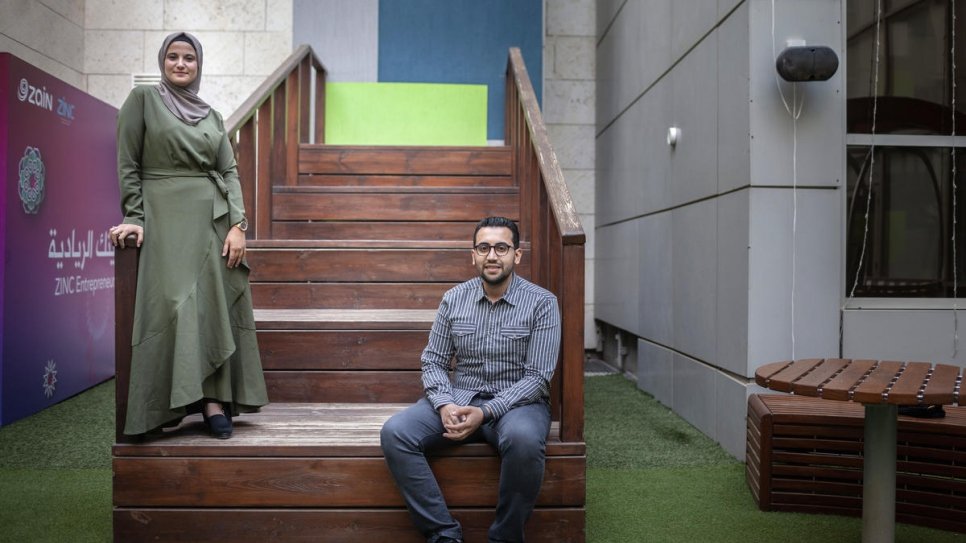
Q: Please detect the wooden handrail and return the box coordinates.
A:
[506,48,585,245]
[225,45,326,135]
[225,45,327,239]
[505,47,586,442]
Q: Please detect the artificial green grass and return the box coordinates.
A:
[0,380,114,469]
[0,380,113,542]
[1,375,963,542]
[584,375,964,543]
[0,469,111,543]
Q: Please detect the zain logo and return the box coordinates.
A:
[17,78,53,110]
[17,78,29,101]
[42,360,58,398]
[18,147,45,214]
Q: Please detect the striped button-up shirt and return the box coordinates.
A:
[422,274,561,420]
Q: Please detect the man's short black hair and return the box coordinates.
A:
[474,216,519,248]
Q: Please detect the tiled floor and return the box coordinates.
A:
[584,354,619,376]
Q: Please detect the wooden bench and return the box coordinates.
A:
[746,394,966,533]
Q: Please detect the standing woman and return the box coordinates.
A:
[110,32,268,439]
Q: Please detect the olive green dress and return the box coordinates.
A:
[117,85,268,435]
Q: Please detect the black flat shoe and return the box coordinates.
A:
[202,401,233,439]
[203,412,233,439]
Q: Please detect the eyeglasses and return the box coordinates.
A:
[473,242,514,257]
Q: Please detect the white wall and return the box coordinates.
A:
[596,0,845,459]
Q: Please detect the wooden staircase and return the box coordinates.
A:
[113,46,586,542]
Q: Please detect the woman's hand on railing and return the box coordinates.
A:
[109,224,143,248]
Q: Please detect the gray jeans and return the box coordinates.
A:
[380,396,551,543]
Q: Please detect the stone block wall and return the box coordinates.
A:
[544,0,596,349]
[0,0,87,89]
[83,0,292,115]
[1,0,292,116]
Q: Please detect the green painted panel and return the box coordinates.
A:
[324,82,487,146]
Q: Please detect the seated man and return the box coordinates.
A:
[380,216,561,543]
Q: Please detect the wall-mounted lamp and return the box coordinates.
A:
[775,44,839,82]
[667,126,681,147]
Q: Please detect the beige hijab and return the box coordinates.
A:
[157,32,210,125]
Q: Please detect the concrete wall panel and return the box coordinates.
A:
[843,309,966,367]
[716,189,750,376]
[637,338,674,407]
[747,187,841,370]
[715,372,749,460]
[748,0,843,187]
[639,212,673,345]
[671,353,716,438]
[671,0,719,62]
[717,2,750,193]
[595,0,671,128]
[595,219,640,334]
[669,39,717,206]
[672,199,717,362]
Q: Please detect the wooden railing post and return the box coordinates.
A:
[236,120,256,234]
[298,57,311,144]
[284,70,299,187]
[114,239,139,443]
[560,243,585,441]
[255,100,273,239]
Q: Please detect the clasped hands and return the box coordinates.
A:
[439,403,486,441]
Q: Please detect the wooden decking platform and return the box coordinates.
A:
[114,404,586,542]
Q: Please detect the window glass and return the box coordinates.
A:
[847,0,966,298]
[846,146,966,296]
[847,0,966,135]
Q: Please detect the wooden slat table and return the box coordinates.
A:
[755,359,962,543]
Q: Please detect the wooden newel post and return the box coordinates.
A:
[114,236,139,443]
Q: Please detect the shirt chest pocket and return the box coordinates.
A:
[451,322,479,352]
[500,326,531,341]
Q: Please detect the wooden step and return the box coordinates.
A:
[112,404,586,458]
[298,174,514,187]
[270,220,484,242]
[253,309,435,330]
[246,247,530,283]
[257,330,427,370]
[252,282,452,309]
[299,145,512,176]
[265,370,424,403]
[273,186,519,222]
[114,509,584,543]
[252,310,435,403]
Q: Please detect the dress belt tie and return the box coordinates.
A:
[140,168,229,220]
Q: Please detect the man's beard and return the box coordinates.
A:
[480,264,512,286]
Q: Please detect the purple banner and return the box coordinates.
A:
[1,53,118,425]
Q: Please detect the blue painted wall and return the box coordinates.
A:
[377,0,543,141]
